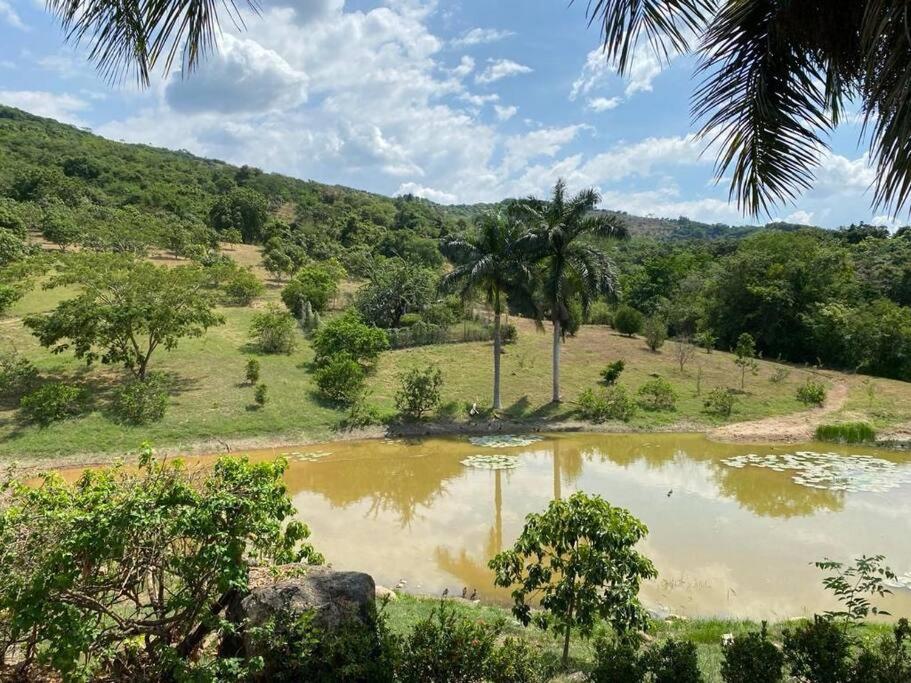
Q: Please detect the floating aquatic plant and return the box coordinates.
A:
[460,454,521,470]
[721,451,911,494]
[468,434,543,448]
[283,450,332,462]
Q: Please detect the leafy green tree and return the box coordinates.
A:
[643,316,667,352]
[355,258,438,328]
[613,305,643,337]
[441,211,533,410]
[209,187,268,244]
[395,365,443,420]
[249,304,297,354]
[314,354,367,405]
[733,332,759,390]
[515,180,628,402]
[489,491,657,666]
[41,204,81,250]
[281,259,347,315]
[245,357,260,384]
[25,254,224,379]
[0,229,26,266]
[311,310,389,367]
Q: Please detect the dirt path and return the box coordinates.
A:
[708,380,849,444]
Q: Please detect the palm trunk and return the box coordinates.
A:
[493,310,502,410]
[551,318,561,403]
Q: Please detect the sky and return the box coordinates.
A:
[0,0,899,228]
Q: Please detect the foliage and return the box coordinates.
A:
[19,382,88,425]
[41,203,81,249]
[394,365,443,420]
[254,382,268,407]
[245,357,260,384]
[704,387,735,417]
[0,228,26,267]
[0,350,39,401]
[642,639,703,683]
[796,378,827,407]
[311,311,389,367]
[769,367,790,384]
[783,616,854,683]
[250,305,297,354]
[587,300,613,325]
[487,637,547,683]
[578,385,637,422]
[733,333,759,390]
[637,377,677,411]
[355,258,438,328]
[852,618,911,683]
[720,623,784,683]
[600,359,625,385]
[815,555,896,623]
[815,422,876,444]
[25,253,223,379]
[643,316,667,351]
[111,373,169,424]
[694,330,717,353]
[674,336,697,372]
[501,322,519,344]
[342,391,383,429]
[218,263,264,306]
[281,260,346,315]
[489,492,657,665]
[614,306,643,336]
[315,354,367,405]
[590,637,644,683]
[0,449,320,681]
[209,187,269,244]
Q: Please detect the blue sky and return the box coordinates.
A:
[0,0,895,227]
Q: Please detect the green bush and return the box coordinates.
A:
[254,382,268,407]
[112,374,169,425]
[783,616,854,683]
[280,260,346,315]
[643,316,668,351]
[815,422,877,444]
[637,377,677,411]
[695,330,717,353]
[796,378,827,406]
[0,351,39,401]
[245,357,260,384]
[315,354,367,405]
[422,298,462,327]
[591,637,644,683]
[600,360,625,385]
[501,322,519,344]
[250,305,297,354]
[587,300,613,325]
[643,639,703,683]
[312,311,389,367]
[487,637,547,683]
[704,388,735,417]
[395,365,443,420]
[769,367,790,384]
[721,623,784,683]
[614,306,643,337]
[852,618,911,682]
[221,266,264,305]
[578,385,637,422]
[399,312,423,327]
[19,382,88,425]
[342,392,383,429]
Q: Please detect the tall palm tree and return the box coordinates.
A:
[515,179,627,403]
[441,212,532,411]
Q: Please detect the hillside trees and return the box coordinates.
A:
[355,258,438,328]
[209,187,268,244]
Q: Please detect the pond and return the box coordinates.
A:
[61,432,911,620]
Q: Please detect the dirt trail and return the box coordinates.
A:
[708,380,849,444]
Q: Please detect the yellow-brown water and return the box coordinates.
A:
[53,432,911,620]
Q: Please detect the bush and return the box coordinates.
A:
[254,382,268,407]
[395,365,443,420]
[112,374,169,425]
[600,360,625,385]
[422,298,462,327]
[815,422,876,444]
[399,312,423,327]
[643,639,703,683]
[591,637,644,683]
[637,377,677,411]
[250,305,297,354]
[852,618,911,682]
[315,354,367,405]
[783,616,854,683]
[643,316,668,351]
[342,392,383,428]
[587,300,613,325]
[221,266,264,305]
[721,623,784,683]
[769,367,790,384]
[501,322,518,344]
[0,351,39,401]
[614,306,643,336]
[578,385,637,422]
[245,357,260,384]
[704,387,735,417]
[695,330,717,353]
[312,311,389,367]
[488,637,546,683]
[19,382,87,425]
[797,378,827,406]
[398,600,499,683]
[280,260,346,315]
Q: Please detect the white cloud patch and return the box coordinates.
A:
[451,27,514,47]
[494,104,517,121]
[783,210,815,225]
[571,43,670,101]
[476,58,532,84]
[396,182,458,204]
[451,55,475,79]
[0,90,89,125]
[587,96,621,112]
[0,0,25,29]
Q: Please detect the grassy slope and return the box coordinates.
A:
[3,244,908,460]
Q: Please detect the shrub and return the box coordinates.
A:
[815,422,876,444]
[399,312,423,327]
[783,616,854,683]
[704,387,735,417]
[342,392,383,428]
[695,330,717,353]
[280,260,346,315]
[587,300,613,325]
[501,322,518,344]
[254,382,268,407]
[600,360,625,385]
[19,382,87,425]
[397,600,498,683]
[637,377,677,411]
[315,354,366,405]
[250,305,297,354]
[721,623,784,683]
[614,306,643,337]
[487,637,546,683]
[769,367,790,384]
[852,618,911,682]
[643,639,703,683]
[733,333,759,390]
[245,357,260,384]
[112,374,169,425]
[643,316,668,351]
[221,266,264,305]
[312,311,389,367]
[395,365,443,420]
[0,351,39,401]
[797,378,827,406]
[422,299,461,327]
[591,637,644,683]
[577,385,637,422]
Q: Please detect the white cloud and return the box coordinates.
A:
[501,125,589,175]
[476,59,532,85]
[570,43,670,100]
[0,90,89,125]
[0,0,25,29]
[783,210,815,225]
[494,104,517,121]
[451,55,475,79]
[587,96,621,112]
[396,182,458,204]
[451,27,514,47]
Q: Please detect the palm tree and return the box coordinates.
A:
[515,179,627,403]
[441,212,532,410]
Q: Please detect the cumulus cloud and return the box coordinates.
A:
[587,96,621,112]
[0,90,89,125]
[494,104,517,121]
[0,0,25,30]
[571,43,670,100]
[396,182,458,203]
[451,27,514,47]
[451,55,475,79]
[783,210,815,225]
[476,59,532,84]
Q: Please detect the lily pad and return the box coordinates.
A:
[468,434,543,448]
[461,454,521,470]
[283,450,333,462]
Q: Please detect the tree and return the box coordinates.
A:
[25,254,223,379]
[441,211,533,410]
[311,310,389,367]
[674,335,697,373]
[355,258,438,328]
[584,0,911,217]
[614,305,643,337]
[209,188,268,244]
[395,365,444,420]
[249,304,297,354]
[281,260,347,315]
[643,316,667,352]
[515,180,628,402]
[733,332,759,390]
[490,492,657,666]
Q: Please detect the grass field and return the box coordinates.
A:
[1,244,909,460]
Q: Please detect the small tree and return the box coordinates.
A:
[254,382,268,407]
[733,333,759,390]
[311,311,388,367]
[643,316,667,352]
[281,260,346,315]
[695,330,717,354]
[250,305,297,354]
[245,358,260,384]
[674,336,697,373]
[395,365,443,420]
[489,492,657,666]
[314,354,366,405]
[614,306,643,337]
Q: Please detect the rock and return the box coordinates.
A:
[375,585,398,601]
